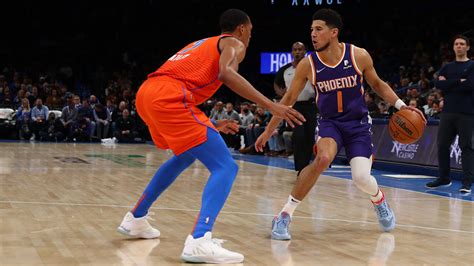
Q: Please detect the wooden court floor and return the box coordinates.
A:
[0,142,473,265]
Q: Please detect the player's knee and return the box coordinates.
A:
[315,153,331,171]
[227,160,239,178]
[352,172,371,188]
[216,159,238,180]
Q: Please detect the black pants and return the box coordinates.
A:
[292,101,317,172]
[221,132,240,150]
[438,113,474,186]
[30,121,46,138]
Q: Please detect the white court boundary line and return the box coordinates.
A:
[238,159,474,203]
[1,200,473,234]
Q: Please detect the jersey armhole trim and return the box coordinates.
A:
[308,54,316,86]
[217,34,235,54]
[350,44,363,75]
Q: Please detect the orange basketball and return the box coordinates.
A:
[388,109,425,144]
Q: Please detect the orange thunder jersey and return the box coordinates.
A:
[148,34,232,105]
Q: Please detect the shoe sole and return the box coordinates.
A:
[181,254,244,264]
[425,182,452,189]
[271,220,291,240]
[117,226,160,239]
[271,232,291,241]
[379,215,396,232]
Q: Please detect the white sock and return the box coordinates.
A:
[281,195,301,217]
[370,189,384,204]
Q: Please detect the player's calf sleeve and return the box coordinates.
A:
[132,153,196,218]
[188,128,239,238]
[192,161,238,238]
[350,156,379,196]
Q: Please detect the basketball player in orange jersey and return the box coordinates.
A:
[255,8,426,240]
[117,9,305,263]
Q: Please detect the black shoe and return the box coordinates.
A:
[459,184,471,194]
[425,178,452,189]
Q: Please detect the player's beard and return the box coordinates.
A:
[315,42,330,52]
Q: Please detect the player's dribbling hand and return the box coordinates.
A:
[215,119,239,134]
[255,130,271,152]
[269,103,306,128]
[400,105,427,124]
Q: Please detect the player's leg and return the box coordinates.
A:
[118,80,198,239]
[272,120,341,240]
[180,127,243,264]
[118,123,196,239]
[290,137,338,200]
[345,118,395,232]
[349,156,395,232]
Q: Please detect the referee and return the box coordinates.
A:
[274,42,317,175]
[426,35,474,193]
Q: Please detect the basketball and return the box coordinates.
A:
[388,109,425,144]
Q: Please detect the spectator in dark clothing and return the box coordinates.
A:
[60,97,78,140]
[365,92,378,115]
[129,99,147,140]
[93,103,111,139]
[428,100,441,120]
[27,86,40,107]
[39,112,65,141]
[239,106,271,154]
[89,95,99,108]
[0,86,13,108]
[408,98,425,118]
[426,35,474,193]
[106,99,116,119]
[113,109,138,142]
[45,87,64,110]
[112,101,127,123]
[76,99,95,138]
[371,101,390,119]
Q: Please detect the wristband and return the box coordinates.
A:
[394,99,406,110]
[210,119,217,126]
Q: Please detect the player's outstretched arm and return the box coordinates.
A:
[356,47,426,123]
[255,58,311,152]
[218,37,305,127]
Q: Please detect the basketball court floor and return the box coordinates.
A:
[1,142,473,265]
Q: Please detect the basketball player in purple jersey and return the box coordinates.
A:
[256,9,426,240]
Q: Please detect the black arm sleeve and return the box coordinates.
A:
[274,63,292,89]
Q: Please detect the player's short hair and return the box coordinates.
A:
[453,34,470,46]
[312,8,343,31]
[220,9,250,33]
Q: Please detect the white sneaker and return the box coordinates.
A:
[101,137,117,144]
[117,212,160,239]
[181,232,244,264]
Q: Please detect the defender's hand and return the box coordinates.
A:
[215,120,239,134]
[269,103,306,128]
[255,131,272,152]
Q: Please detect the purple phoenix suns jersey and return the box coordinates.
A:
[309,43,367,121]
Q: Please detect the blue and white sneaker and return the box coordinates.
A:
[271,212,292,240]
[373,198,396,232]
